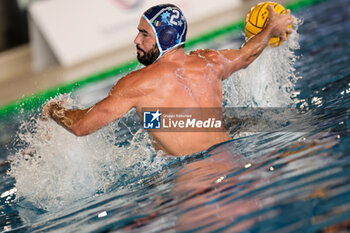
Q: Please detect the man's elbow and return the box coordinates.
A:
[72,129,88,137]
[70,123,89,137]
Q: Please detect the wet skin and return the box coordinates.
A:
[43,5,294,156]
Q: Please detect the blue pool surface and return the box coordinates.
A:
[1,0,350,232]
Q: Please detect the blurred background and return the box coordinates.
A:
[0,0,32,52]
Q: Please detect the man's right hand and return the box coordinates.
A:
[41,100,66,121]
[41,101,54,121]
[266,4,294,41]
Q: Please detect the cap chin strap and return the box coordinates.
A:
[143,15,184,63]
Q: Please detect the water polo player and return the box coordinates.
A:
[43,4,293,156]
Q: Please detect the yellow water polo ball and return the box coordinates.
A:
[245,2,291,47]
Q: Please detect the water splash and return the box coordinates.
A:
[8,95,170,211]
[222,18,303,138]
[223,18,302,107]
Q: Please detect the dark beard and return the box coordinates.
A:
[137,44,160,66]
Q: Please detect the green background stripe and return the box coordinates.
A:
[0,0,330,118]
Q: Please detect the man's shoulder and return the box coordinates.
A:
[134,62,174,82]
[190,49,220,58]
[189,49,225,64]
[113,66,164,95]
[118,66,155,84]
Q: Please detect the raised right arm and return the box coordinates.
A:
[216,5,294,80]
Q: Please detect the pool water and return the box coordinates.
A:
[1,0,350,232]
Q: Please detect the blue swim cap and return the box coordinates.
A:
[143,4,187,60]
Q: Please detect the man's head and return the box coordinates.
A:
[134,4,187,66]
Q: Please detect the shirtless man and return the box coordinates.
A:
[43,4,293,156]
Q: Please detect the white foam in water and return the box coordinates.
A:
[222,18,302,137]
[8,95,169,211]
[223,18,302,107]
